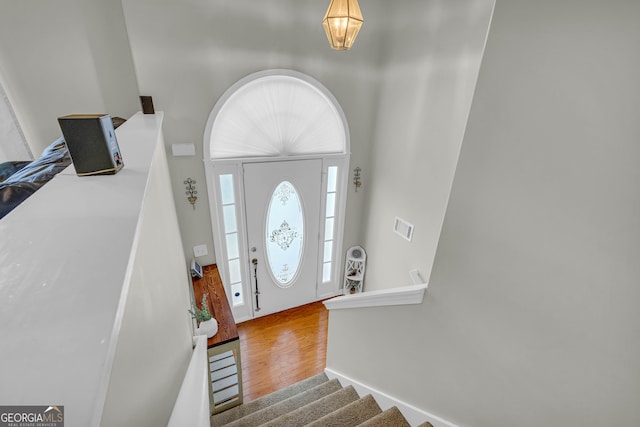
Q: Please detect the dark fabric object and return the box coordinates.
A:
[0,137,71,219]
[0,182,38,218]
[0,160,31,183]
[4,138,70,185]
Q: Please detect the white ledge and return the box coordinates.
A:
[323,284,428,310]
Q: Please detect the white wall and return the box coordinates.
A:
[327,1,640,426]
[0,80,31,161]
[361,0,494,291]
[120,0,493,282]
[120,0,386,266]
[0,0,139,156]
[101,134,194,427]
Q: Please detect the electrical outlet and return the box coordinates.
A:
[193,244,208,257]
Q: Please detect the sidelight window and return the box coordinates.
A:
[322,166,338,283]
[219,174,243,306]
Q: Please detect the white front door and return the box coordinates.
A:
[243,159,322,317]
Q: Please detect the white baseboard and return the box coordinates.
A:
[324,368,458,427]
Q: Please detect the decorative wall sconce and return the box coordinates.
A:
[184,178,197,209]
[353,166,362,192]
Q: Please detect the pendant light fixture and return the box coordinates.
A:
[322,0,364,50]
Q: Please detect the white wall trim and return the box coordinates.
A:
[322,284,427,310]
[325,368,458,427]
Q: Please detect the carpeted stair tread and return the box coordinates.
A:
[306,394,382,427]
[223,378,343,427]
[211,372,328,426]
[261,385,360,427]
[357,406,411,427]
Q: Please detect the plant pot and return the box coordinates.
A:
[197,318,218,338]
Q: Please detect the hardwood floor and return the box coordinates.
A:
[195,265,329,402]
[237,300,329,402]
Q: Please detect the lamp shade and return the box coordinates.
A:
[322,0,364,50]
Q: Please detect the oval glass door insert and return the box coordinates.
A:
[265,181,304,287]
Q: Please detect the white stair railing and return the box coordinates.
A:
[167,335,210,427]
[323,283,427,310]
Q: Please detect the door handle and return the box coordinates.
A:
[252,258,261,312]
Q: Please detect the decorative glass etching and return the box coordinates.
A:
[266,181,304,287]
[275,182,294,205]
[270,220,299,250]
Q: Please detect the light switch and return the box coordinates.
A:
[193,244,208,257]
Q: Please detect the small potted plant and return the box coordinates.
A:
[189,293,218,338]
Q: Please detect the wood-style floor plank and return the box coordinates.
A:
[237,301,329,401]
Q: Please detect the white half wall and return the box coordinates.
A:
[0,113,194,427]
[100,127,194,427]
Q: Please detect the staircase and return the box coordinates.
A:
[211,373,433,427]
